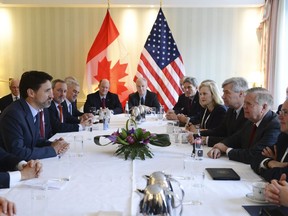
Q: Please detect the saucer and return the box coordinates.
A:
[246,193,268,204]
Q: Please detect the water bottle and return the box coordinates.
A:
[125,101,129,117]
[99,108,104,123]
[103,109,110,130]
[195,137,203,160]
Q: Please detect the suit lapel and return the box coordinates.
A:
[20,100,38,147]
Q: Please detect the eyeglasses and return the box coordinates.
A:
[279,110,288,116]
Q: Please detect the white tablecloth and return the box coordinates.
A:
[0,114,265,216]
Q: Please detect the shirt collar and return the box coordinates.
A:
[25,101,39,120]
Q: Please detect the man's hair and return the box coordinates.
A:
[222,77,249,92]
[65,78,79,88]
[183,77,198,87]
[20,71,53,99]
[246,87,273,107]
[52,79,66,89]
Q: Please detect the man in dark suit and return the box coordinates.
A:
[63,77,92,122]
[199,77,249,146]
[208,87,280,164]
[128,77,160,112]
[0,71,69,160]
[0,78,20,113]
[84,79,123,114]
[251,99,288,182]
[48,79,92,134]
[0,147,42,189]
[166,77,204,125]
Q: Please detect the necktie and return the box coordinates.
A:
[39,110,45,138]
[101,98,106,109]
[58,105,63,123]
[140,97,144,105]
[249,124,257,147]
[14,96,19,101]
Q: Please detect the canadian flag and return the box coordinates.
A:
[83,10,133,106]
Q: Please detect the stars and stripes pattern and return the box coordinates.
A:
[134,8,185,110]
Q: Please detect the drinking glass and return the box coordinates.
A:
[74,135,84,157]
[88,107,97,116]
[182,159,205,205]
[31,187,48,216]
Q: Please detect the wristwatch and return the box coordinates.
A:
[263,158,273,169]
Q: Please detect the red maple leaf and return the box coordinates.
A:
[94,57,129,105]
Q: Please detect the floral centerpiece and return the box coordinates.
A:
[94,119,171,160]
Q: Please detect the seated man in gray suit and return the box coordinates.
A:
[128,77,160,112]
[207,87,280,164]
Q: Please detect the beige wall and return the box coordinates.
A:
[0,7,261,102]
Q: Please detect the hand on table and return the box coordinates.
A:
[21,160,42,180]
[0,197,16,216]
[52,138,70,155]
[207,148,222,159]
[265,174,288,206]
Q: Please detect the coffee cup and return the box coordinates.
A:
[252,182,267,201]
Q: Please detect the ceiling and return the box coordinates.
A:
[0,0,265,8]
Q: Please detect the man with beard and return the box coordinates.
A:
[0,71,69,160]
[49,79,92,134]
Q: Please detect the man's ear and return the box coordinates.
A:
[27,88,35,98]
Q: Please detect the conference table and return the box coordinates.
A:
[0,114,267,216]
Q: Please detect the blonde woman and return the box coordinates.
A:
[187,80,227,133]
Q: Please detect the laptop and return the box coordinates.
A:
[206,168,240,180]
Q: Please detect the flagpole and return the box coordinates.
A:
[160,0,162,8]
[107,0,110,10]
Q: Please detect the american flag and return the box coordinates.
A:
[134,8,185,110]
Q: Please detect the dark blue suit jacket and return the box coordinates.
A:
[61,101,80,124]
[222,110,280,164]
[251,133,288,182]
[84,91,123,114]
[0,94,13,114]
[128,90,160,112]
[0,99,56,160]
[173,92,204,125]
[201,107,248,147]
[72,101,83,117]
[0,147,21,188]
[48,101,79,134]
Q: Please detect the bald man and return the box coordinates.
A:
[83,79,123,114]
[0,79,20,113]
[128,77,160,112]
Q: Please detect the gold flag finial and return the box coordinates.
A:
[160,0,162,8]
[107,0,110,10]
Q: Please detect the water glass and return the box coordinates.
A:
[89,107,97,116]
[31,188,47,216]
[58,153,72,181]
[74,135,84,157]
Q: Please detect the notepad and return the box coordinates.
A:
[206,168,240,180]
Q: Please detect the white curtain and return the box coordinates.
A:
[273,0,288,108]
